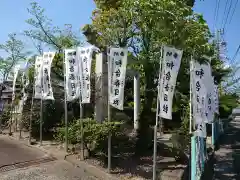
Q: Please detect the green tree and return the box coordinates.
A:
[0,33,28,80]
[83,0,212,151]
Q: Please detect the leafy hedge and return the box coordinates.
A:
[54,118,123,152]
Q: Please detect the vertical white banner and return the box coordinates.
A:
[12,65,20,94]
[42,52,55,100]
[64,49,80,101]
[159,46,183,119]
[191,61,213,137]
[195,122,207,138]
[192,61,212,125]
[205,76,215,123]
[109,47,128,110]
[34,56,43,99]
[214,85,219,115]
[77,46,94,104]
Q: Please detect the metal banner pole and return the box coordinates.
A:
[29,86,35,145]
[79,76,84,159]
[40,54,43,146]
[107,48,112,173]
[63,50,68,152]
[153,46,163,180]
[189,58,193,134]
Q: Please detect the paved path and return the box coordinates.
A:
[0,136,97,180]
[0,160,97,180]
[0,137,46,167]
[214,118,240,179]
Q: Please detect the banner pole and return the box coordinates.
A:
[153,46,163,180]
[40,54,43,146]
[189,58,193,134]
[79,64,84,159]
[107,48,112,173]
[63,50,68,152]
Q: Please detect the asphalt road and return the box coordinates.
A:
[0,137,46,167]
[0,137,98,180]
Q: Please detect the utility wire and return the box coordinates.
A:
[223,0,234,30]
[231,45,240,64]
[221,0,230,27]
[214,0,221,29]
[229,0,239,24]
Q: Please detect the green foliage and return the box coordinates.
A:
[25,2,82,51]
[0,33,29,80]
[54,118,123,151]
[0,106,11,126]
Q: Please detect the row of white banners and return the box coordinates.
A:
[12,45,219,137]
[33,46,128,110]
[157,46,219,137]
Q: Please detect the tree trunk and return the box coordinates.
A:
[135,66,156,154]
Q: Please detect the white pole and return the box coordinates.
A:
[153,46,163,180]
[189,58,193,134]
[107,48,112,173]
[134,73,140,130]
[63,50,68,152]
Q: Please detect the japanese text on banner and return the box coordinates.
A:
[42,52,55,100]
[65,49,80,101]
[159,46,183,120]
[34,56,43,99]
[109,48,128,110]
[77,46,94,104]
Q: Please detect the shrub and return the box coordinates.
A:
[54,118,123,153]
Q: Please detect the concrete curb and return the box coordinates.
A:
[2,134,118,180]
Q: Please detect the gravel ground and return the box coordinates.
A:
[0,160,98,180]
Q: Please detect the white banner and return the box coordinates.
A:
[64,49,80,101]
[109,47,128,110]
[77,46,95,104]
[34,56,43,99]
[159,46,183,119]
[214,85,219,115]
[191,61,214,126]
[42,52,55,100]
[205,76,215,123]
[12,65,21,100]
[195,122,207,138]
[22,60,30,103]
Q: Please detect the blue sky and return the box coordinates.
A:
[0,0,239,63]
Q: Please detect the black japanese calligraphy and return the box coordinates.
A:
[165,72,171,81]
[44,68,48,74]
[196,81,201,91]
[69,66,74,72]
[166,61,174,70]
[195,68,204,79]
[71,91,76,96]
[69,74,75,80]
[164,84,169,91]
[87,84,90,90]
[164,94,168,101]
[163,104,168,113]
[114,89,119,96]
[113,99,119,105]
[120,51,125,56]
[114,79,120,87]
[115,69,121,77]
[83,57,87,62]
[69,58,75,64]
[71,83,76,88]
[166,52,172,56]
[85,74,89,81]
[115,60,122,67]
[114,52,119,56]
[197,95,200,103]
